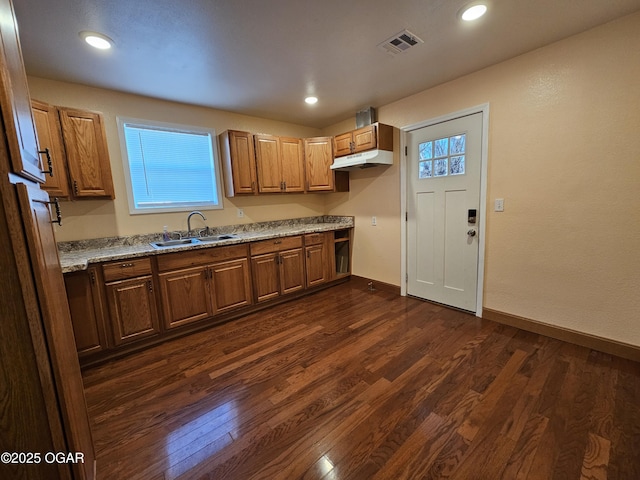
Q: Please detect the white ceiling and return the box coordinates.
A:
[14,0,640,129]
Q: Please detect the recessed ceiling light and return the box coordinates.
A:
[305,96,318,105]
[80,31,113,50]
[461,4,487,21]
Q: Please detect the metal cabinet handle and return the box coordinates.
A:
[73,180,79,196]
[35,197,62,225]
[120,263,134,268]
[39,148,53,177]
[147,280,153,292]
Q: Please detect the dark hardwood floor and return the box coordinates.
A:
[82,280,640,479]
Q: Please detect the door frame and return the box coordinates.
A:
[400,103,489,317]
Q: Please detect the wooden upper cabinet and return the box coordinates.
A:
[279,137,305,192]
[333,123,394,158]
[219,130,257,197]
[353,125,377,152]
[304,137,335,192]
[333,132,353,158]
[58,107,115,199]
[0,0,43,183]
[31,100,70,198]
[255,134,305,193]
[255,134,282,193]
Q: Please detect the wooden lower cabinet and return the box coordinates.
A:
[159,266,212,329]
[305,243,327,287]
[106,275,161,345]
[63,231,350,365]
[251,245,305,303]
[64,267,109,357]
[210,258,253,313]
[158,257,252,329]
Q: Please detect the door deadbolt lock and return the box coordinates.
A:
[467,229,477,237]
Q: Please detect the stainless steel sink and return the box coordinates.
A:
[150,238,201,248]
[198,233,239,242]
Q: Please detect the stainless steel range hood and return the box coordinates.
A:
[330,149,394,171]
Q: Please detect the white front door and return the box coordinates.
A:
[406,112,483,312]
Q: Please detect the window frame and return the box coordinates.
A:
[116,116,224,215]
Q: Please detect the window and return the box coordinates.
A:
[418,133,466,179]
[117,117,223,214]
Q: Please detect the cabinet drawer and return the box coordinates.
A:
[157,244,249,272]
[250,235,303,256]
[304,232,325,246]
[103,257,152,282]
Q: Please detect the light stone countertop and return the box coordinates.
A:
[58,216,354,274]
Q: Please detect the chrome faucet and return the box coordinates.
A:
[187,211,206,238]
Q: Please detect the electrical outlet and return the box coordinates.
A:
[495,198,504,212]
[237,208,244,218]
[371,216,377,226]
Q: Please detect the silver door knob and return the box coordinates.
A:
[467,229,477,237]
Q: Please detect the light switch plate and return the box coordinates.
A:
[495,198,504,212]
[371,216,377,226]
[237,208,244,218]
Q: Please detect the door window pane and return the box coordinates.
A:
[419,141,432,160]
[434,138,449,157]
[419,161,432,178]
[450,155,465,175]
[434,159,448,177]
[450,134,466,155]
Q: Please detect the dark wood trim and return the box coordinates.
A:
[483,307,640,363]
[350,275,401,296]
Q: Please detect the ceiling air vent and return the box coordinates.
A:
[378,29,424,55]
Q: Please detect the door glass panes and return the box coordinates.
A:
[450,135,465,154]
[450,155,465,175]
[417,133,466,179]
[419,161,432,178]
[434,138,449,157]
[419,141,432,160]
[434,159,448,176]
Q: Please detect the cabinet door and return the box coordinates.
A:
[58,107,115,198]
[304,137,334,192]
[220,130,257,196]
[158,266,213,329]
[280,137,304,192]
[16,183,96,479]
[280,248,305,295]
[334,131,353,157]
[305,243,328,287]
[209,258,253,313]
[353,125,377,152]
[251,253,280,302]
[255,134,282,193]
[0,0,43,183]
[31,100,70,198]
[106,275,160,345]
[64,268,109,357]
